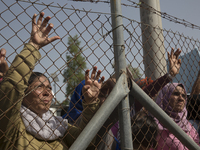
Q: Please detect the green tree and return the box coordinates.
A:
[63,35,87,105]
[127,64,142,79]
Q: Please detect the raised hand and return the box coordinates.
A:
[28,12,60,50]
[82,66,105,104]
[0,48,8,79]
[168,48,182,77]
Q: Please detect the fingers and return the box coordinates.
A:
[34,12,50,31]
[37,12,45,26]
[31,14,37,36]
[43,23,53,35]
[85,69,90,81]
[45,23,60,43]
[0,48,6,58]
[48,36,61,43]
[174,48,181,59]
[82,85,90,93]
[167,48,173,60]
[170,48,174,58]
[91,66,103,82]
[96,70,101,81]
[85,66,104,83]
[99,76,105,84]
[0,48,9,78]
[83,66,105,104]
[41,16,51,29]
[30,12,60,49]
[0,48,7,63]
[43,22,60,44]
[91,66,97,79]
[0,72,3,78]
[168,48,182,60]
[32,14,37,27]
[167,51,170,60]
[178,59,181,65]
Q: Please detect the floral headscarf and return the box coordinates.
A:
[155,83,190,131]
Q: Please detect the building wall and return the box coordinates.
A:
[168,48,200,93]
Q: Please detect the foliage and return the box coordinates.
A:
[62,35,87,105]
[127,64,142,79]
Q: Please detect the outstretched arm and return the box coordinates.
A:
[143,48,182,98]
[135,48,182,112]
[0,12,60,138]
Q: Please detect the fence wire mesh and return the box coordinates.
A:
[0,0,200,150]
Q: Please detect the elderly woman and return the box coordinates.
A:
[0,12,104,149]
[154,83,199,150]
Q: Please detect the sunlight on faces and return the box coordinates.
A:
[23,76,53,117]
[169,86,186,112]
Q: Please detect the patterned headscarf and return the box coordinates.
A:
[155,83,190,132]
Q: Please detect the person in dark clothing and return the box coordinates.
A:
[187,61,200,136]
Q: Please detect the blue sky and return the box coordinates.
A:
[1,0,200,102]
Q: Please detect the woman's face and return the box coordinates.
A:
[168,86,186,112]
[23,76,53,117]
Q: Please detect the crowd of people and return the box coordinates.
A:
[0,12,200,150]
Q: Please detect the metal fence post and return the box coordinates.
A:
[140,0,167,80]
[110,0,133,149]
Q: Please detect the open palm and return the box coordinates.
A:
[82,66,105,104]
[168,48,182,77]
[29,12,60,50]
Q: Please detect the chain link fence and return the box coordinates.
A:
[0,0,200,149]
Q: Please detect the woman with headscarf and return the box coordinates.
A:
[154,83,199,150]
